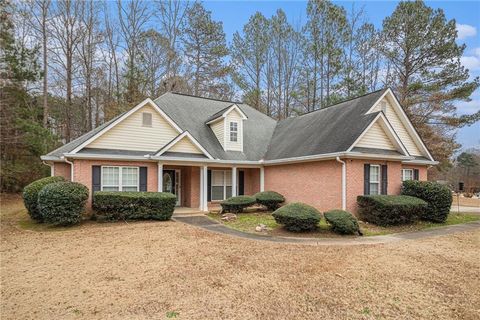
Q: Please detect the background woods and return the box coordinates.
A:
[1,0,479,192]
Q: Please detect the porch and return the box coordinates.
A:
[158,163,264,212]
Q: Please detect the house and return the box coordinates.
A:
[41,88,437,213]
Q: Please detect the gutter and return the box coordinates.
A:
[336,157,347,210]
[61,157,74,181]
[42,161,54,176]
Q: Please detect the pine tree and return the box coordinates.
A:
[182,2,229,98]
[379,0,480,163]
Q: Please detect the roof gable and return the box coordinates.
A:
[71,98,182,154]
[154,131,213,159]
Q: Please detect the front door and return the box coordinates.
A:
[163,170,180,206]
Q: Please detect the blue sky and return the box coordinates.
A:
[203,0,480,151]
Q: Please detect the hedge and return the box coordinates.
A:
[324,210,361,235]
[357,195,428,226]
[38,182,89,226]
[220,196,256,213]
[92,191,177,221]
[401,180,452,223]
[23,176,66,222]
[254,191,285,211]
[272,202,321,232]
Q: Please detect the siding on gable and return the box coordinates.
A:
[355,121,396,150]
[210,120,225,149]
[225,109,243,152]
[372,98,422,156]
[168,136,202,154]
[87,104,178,152]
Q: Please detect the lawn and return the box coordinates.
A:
[1,194,480,319]
[208,210,480,238]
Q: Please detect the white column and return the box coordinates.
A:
[260,167,265,192]
[202,166,208,211]
[232,167,237,197]
[157,163,163,192]
[199,166,203,210]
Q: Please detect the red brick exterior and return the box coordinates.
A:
[53,162,71,181]
[53,159,427,214]
[265,159,428,214]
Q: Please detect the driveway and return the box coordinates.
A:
[2,196,479,320]
[451,205,480,214]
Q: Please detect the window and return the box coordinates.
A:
[101,166,139,192]
[211,170,232,201]
[402,169,413,181]
[229,121,238,142]
[142,112,152,127]
[369,165,380,195]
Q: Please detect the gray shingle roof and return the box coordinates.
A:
[154,92,277,161]
[44,89,395,162]
[264,89,387,160]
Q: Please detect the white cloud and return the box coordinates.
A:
[461,47,480,71]
[456,23,477,40]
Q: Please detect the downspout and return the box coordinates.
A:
[336,157,346,210]
[63,158,74,182]
[42,161,54,176]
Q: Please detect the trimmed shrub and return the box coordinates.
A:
[357,195,427,226]
[402,180,453,223]
[220,196,256,213]
[22,176,65,222]
[93,191,176,221]
[38,182,89,226]
[272,202,321,232]
[254,191,285,211]
[324,210,360,235]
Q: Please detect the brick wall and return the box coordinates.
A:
[53,162,71,181]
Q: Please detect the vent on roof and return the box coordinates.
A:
[142,112,152,127]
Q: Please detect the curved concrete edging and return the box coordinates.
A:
[172,216,480,246]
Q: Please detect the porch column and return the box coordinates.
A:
[260,167,265,192]
[232,167,237,197]
[202,165,208,211]
[199,166,203,210]
[157,163,163,192]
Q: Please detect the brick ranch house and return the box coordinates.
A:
[41,88,437,213]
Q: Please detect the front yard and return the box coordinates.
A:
[208,209,480,238]
[1,194,480,319]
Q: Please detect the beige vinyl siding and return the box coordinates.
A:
[356,121,396,150]
[210,120,225,148]
[225,109,243,151]
[87,104,178,152]
[168,136,202,154]
[373,98,422,156]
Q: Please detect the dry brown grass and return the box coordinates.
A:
[453,196,480,207]
[1,194,480,319]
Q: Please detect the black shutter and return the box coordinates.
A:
[381,165,388,195]
[92,166,101,192]
[238,170,245,196]
[139,167,147,191]
[413,169,419,180]
[207,170,212,201]
[364,164,370,195]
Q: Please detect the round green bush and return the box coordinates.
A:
[272,202,321,232]
[324,210,360,235]
[401,180,453,223]
[254,191,285,211]
[38,182,89,226]
[22,176,65,222]
[220,196,256,213]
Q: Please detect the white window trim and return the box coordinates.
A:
[229,121,238,142]
[369,164,380,195]
[402,169,414,181]
[211,169,233,201]
[101,166,140,192]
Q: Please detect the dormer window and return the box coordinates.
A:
[229,121,238,142]
[142,112,152,127]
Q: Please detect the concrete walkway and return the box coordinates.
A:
[172,215,480,246]
[451,206,480,214]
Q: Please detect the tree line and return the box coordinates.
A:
[1,0,479,191]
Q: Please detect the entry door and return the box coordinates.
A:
[163,170,181,206]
